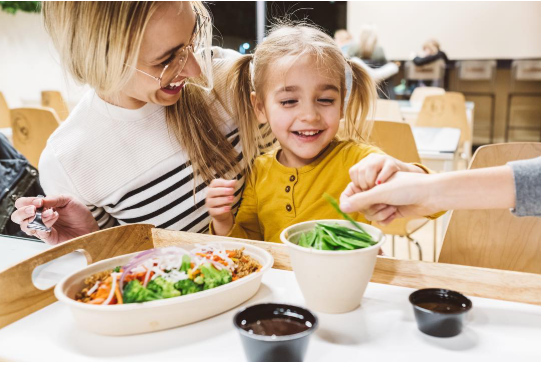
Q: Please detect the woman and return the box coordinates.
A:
[11,1,272,244]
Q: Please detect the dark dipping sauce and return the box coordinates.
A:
[243,318,309,336]
[416,300,469,313]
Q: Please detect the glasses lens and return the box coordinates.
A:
[159,48,190,88]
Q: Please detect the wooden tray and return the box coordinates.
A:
[1,224,540,329]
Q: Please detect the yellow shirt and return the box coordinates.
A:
[212,140,432,243]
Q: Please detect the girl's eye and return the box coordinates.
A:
[318,98,335,104]
[280,100,298,106]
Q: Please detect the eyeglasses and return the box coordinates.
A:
[132,9,210,89]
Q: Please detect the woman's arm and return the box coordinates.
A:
[340,165,521,223]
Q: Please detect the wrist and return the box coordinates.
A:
[211,213,234,236]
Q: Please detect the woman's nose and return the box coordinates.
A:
[179,50,202,78]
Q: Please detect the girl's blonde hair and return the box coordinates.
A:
[358,25,378,60]
[423,39,440,55]
[43,1,246,184]
[229,22,377,145]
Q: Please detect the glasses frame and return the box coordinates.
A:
[132,9,210,88]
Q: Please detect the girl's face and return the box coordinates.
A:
[118,2,202,109]
[252,54,343,168]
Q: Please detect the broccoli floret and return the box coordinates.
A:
[193,275,204,285]
[174,279,203,295]
[200,263,232,290]
[122,280,163,303]
[146,277,181,299]
[113,266,121,273]
[180,254,191,273]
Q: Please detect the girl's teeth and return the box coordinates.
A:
[296,131,320,136]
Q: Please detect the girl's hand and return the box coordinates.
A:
[348,153,425,192]
[10,195,99,245]
[205,179,236,235]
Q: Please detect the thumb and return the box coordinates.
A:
[340,189,380,213]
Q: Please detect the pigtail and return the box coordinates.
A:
[228,54,265,174]
[344,59,377,143]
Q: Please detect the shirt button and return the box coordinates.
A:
[285,186,291,193]
[286,204,292,212]
[289,175,295,182]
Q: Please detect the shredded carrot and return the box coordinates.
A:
[114,281,123,305]
[89,297,105,305]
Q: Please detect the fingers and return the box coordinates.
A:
[14,196,44,210]
[375,162,399,186]
[366,205,397,223]
[378,212,398,226]
[340,182,361,201]
[209,179,236,189]
[340,189,378,213]
[41,208,60,227]
[206,187,235,199]
[11,205,36,225]
[206,195,234,209]
[208,205,232,217]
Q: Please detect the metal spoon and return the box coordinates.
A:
[27,195,52,233]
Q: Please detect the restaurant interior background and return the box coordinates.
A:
[0,1,540,262]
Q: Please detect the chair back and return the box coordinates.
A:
[512,60,541,81]
[41,91,69,121]
[416,92,471,145]
[457,60,497,81]
[374,99,403,123]
[439,142,541,274]
[410,87,445,107]
[11,107,60,168]
[404,60,445,81]
[0,92,10,129]
[369,121,426,236]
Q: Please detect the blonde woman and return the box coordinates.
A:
[11,1,271,244]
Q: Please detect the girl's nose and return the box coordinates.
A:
[299,104,320,123]
[179,50,202,78]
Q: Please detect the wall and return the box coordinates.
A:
[347,1,541,60]
[0,11,88,109]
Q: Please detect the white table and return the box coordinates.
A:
[413,127,461,173]
[0,237,539,361]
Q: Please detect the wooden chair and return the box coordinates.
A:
[416,92,472,162]
[439,142,541,274]
[11,107,60,168]
[369,120,432,260]
[0,92,10,129]
[409,87,445,107]
[404,59,446,88]
[374,99,403,123]
[41,91,69,122]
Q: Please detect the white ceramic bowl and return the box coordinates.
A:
[54,242,273,336]
[280,220,385,314]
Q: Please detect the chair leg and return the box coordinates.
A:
[505,94,513,142]
[407,237,412,260]
[392,235,395,257]
[489,94,495,144]
[407,236,423,261]
[433,219,438,262]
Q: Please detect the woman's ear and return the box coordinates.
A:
[250,92,268,124]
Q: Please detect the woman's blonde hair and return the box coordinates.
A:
[358,25,378,60]
[43,1,247,184]
[229,22,377,145]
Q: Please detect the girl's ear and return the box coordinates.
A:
[250,91,268,124]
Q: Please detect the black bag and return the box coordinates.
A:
[0,133,45,237]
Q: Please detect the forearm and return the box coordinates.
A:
[428,166,516,211]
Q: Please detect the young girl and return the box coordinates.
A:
[205,23,434,243]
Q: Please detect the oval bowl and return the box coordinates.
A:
[54,241,274,336]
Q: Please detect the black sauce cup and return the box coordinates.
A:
[233,303,318,362]
[409,288,473,338]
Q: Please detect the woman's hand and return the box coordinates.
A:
[348,153,425,192]
[205,179,236,235]
[340,172,439,225]
[10,195,99,244]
